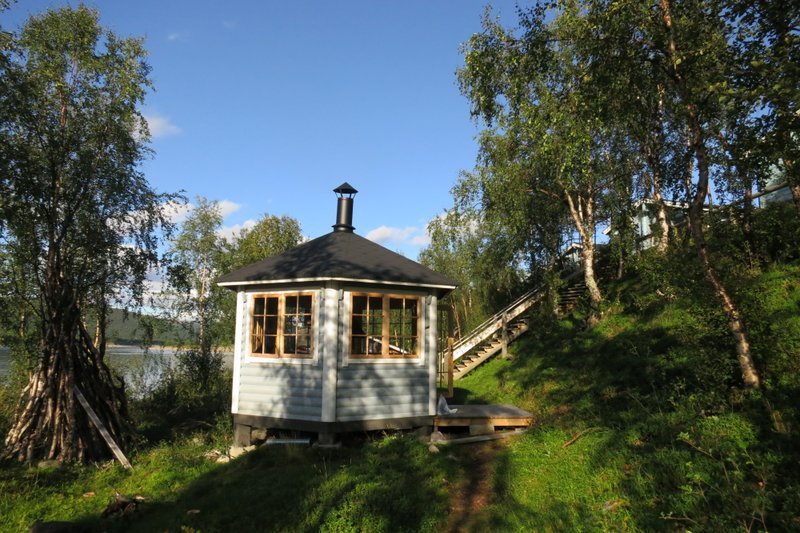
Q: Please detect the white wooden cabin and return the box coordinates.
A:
[217,184,457,444]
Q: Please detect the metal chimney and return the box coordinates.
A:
[332,182,358,232]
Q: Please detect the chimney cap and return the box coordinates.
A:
[334,182,358,198]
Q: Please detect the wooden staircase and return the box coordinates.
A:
[557,279,586,315]
[443,272,587,381]
[448,286,544,380]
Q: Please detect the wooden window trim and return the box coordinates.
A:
[250,292,315,359]
[350,292,420,359]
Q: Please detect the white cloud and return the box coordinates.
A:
[366,225,423,246]
[162,200,193,224]
[167,31,187,41]
[217,199,241,218]
[411,234,432,247]
[161,198,240,227]
[218,219,256,240]
[144,113,181,139]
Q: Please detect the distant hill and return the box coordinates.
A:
[100,308,196,347]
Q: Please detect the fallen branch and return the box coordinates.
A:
[562,427,605,448]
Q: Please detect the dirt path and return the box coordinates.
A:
[443,440,507,532]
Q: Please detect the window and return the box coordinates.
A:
[251,293,314,358]
[351,293,419,358]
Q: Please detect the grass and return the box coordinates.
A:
[0,433,460,533]
[1,260,799,531]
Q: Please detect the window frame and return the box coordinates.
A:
[248,291,316,360]
[349,292,422,360]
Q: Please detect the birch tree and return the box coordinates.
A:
[458,6,611,322]
[0,7,176,462]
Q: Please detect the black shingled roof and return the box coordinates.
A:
[217,231,457,294]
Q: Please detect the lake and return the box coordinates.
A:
[0,346,232,397]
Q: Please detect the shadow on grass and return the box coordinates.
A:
[74,434,458,533]
[478,287,800,531]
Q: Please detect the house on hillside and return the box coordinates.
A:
[217,183,457,445]
[630,198,693,251]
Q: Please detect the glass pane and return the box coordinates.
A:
[284,336,296,354]
[351,336,366,355]
[368,318,382,336]
[254,297,265,315]
[251,334,263,354]
[369,296,382,310]
[389,297,403,310]
[266,316,278,334]
[284,317,296,334]
[299,295,312,314]
[285,295,298,314]
[405,338,417,354]
[265,335,277,354]
[266,297,279,315]
[368,337,382,355]
[352,315,365,334]
[352,296,367,314]
[297,334,311,354]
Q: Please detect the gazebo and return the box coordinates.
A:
[217,183,457,444]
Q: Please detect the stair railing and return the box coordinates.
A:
[448,269,586,363]
[450,285,544,362]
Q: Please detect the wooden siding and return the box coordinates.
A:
[335,365,431,421]
[236,359,324,421]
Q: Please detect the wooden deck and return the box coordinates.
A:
[434,404,533,434]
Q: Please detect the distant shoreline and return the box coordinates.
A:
[0,345,233,353]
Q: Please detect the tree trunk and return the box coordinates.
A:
[660,0,761,388]
[685,135,761,388]
[564,190,603,325]
[643,86,670,253]
[652,183,671,253]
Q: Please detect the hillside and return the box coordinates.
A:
[99,308,196,347]
[2,259,797,531]
[451,259,800,530]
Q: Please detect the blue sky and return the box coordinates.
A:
[6,0,522,259]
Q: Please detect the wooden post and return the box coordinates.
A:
[501,312,508,359]
[447,336,454,398]
[73,386,132,469]
[234,423,252,447]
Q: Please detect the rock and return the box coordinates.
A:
[203,449,222,460]
[36,460,61,470]
[228,446,246,458]
[215,455,230,464]
[250,428,268,442]
[428,444,440,454]
[227,445,256,458]
[429,431,445,443]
